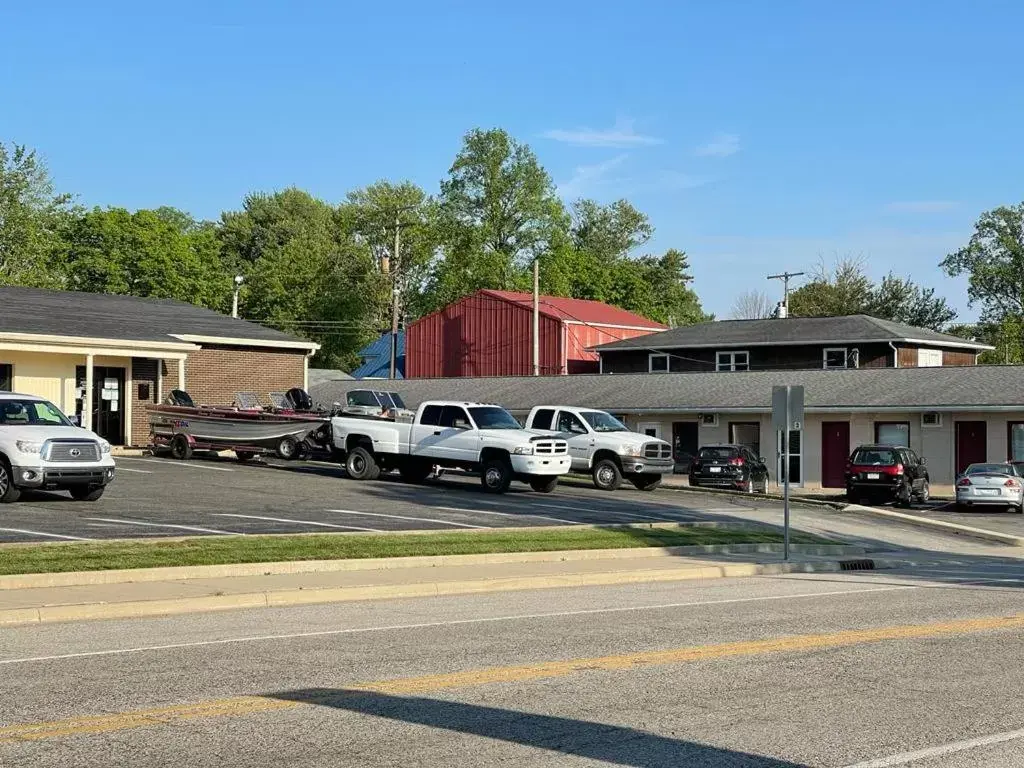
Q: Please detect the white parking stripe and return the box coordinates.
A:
[215,514,381,532]
[0,527,93,541]
[83,517,238,536]
[114,467,153,474]
[843,727,1024,767]
[116,457,234,472]
[530,502,673,521]
[433,506,585,526]
[327,509,487,529]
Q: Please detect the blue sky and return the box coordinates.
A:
[4,0,1023,321]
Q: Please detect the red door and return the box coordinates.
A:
[821,421,851,488]
[955,421,987,475]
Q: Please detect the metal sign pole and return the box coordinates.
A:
[783,385,791,561]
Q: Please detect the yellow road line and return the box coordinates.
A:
[3,612,1022,745]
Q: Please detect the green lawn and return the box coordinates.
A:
[0,527,830,575]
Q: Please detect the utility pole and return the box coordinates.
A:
[767,270,805,316]
[532,258,540,376]
[390,213,401,380]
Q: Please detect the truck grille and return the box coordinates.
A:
[533,440,568,455]
[46,441,101,462]
[644,443,672,459]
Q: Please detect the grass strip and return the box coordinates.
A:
[0,527,829,575]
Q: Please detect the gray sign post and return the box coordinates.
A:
[772,385,805,560]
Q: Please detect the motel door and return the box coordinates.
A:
[821,422,851,488]
[76,365,126,445]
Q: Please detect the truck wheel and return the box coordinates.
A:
[630,474,662,491]
[69,486,105,502]
[346,447,380,481]
[529,476,559,493]
[592,459,622,491]
[0,460,22,504]
[276,436,299,460]
[399,461,432,484]
[481,458,513,494]
[170,434,193,461]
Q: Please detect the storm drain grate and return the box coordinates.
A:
[839,559,876,571]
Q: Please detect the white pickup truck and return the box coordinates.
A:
[0,392,116,503]
[524,406,674,491]
[330,401,571,494]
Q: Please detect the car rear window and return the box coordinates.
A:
[698,447,739,460]
[966,463,1013,476]
[851,448,898,466]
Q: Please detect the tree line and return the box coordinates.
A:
[0,132,707,369]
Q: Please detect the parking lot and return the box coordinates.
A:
[0,456,771,543]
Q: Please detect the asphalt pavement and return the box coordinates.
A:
[2,560,1023,766]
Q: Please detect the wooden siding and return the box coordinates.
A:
[943,349,976,366]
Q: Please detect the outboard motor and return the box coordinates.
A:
[285,387,314,412]
[165,389,195,408]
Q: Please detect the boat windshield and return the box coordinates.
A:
[468,407,522,430]
[580,411,628,432]
[347,390,382,408]
[0,398,73,427]
[379,392,407,410]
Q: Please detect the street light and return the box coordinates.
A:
[232,275,244,318]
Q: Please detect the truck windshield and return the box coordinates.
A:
[0,399,72,426]
[580,411,628,432]
[468,407,522,430]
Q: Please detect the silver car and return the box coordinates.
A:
[955,463,1024,512]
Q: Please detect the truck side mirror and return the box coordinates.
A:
[453,419,470,430]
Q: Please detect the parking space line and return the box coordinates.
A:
[433,506,585,526]
[327,509,488,529]
[114,467,153,474]
[214,514,381,532]
[0,527,93,541]
[83,517,239,536]
[116,457,234,472]
[530,502,674,521]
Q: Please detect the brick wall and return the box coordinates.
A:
[176,344,306,408]
[130,358,158,446]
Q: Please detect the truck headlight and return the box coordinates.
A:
[99,439,112,455]
[513,446,534,455]
[619,444,643,457]
[16,440,43,454]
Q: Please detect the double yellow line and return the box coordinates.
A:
[3,612,1022,745]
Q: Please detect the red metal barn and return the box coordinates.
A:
[406,290,665,378]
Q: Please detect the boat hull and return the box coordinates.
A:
[148,406,327,453]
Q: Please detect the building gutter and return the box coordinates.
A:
[592,337,994,353]
[889,341,900,368]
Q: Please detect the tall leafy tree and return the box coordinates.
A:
[0,143,75,287]
[609,249,708,327]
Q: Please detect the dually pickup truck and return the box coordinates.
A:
[330,401,571,494]
[0,391,116,503]
[524,406,674,491]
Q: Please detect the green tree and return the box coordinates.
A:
[220,188,382,369]
[867,274,957,329]
[940,202,1024,323]
[0,142,75,287]
[609,249,708,327]
[63,207,230,308]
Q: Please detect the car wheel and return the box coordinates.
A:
[69,486,104,502]
[276,436,299,460]
[592,459,622,491]
[914,480,930,504]
[758,477,769,494]
[529,476,559,493]
[481,458,513,494]
[0,460,22,504]
[170,434,193,461]
[630,474,662,491]
[346,447,380,481]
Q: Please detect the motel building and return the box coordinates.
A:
[0,286,318,447]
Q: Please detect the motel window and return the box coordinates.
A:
[1009,423,1024,462]
[0,364,11,392]
[729,422,761,458]
[716,351,749,372]
[648,353,670,373]
[823,348,848,370]
[875,421,911,447]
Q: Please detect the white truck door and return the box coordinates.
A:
[556,410,593,468]
[411,404,449,459]
[413,405,472,462]
[442,405,480,463]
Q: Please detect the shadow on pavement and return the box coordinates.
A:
[265,688,809,768]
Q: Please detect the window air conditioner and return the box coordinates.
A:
[699,413,719,427]
[921,412,942,428]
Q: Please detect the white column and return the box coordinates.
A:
[177,358,185,390]
[156,360,164,403]
[84,354,94,432]
[124,361,133,446]
[303,353,310,391]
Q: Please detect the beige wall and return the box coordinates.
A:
[3,351,79,414]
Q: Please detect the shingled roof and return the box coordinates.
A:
[594,314,990,352]
[0,286,315,348]
[311,366,1024,414]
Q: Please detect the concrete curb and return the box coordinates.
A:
[0,557,893,627]
[0,543,866,589]
[843,504,1024,546]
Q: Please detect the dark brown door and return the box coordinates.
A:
[955,421,987,475]
[672,422,699,472]
[821,421,850,488]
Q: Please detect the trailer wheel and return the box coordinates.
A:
[276,436,299,460]
[170,434,193,461]
[346,447,380,481]
[529,476,559,493]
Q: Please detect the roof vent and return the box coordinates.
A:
[774,301,788,319]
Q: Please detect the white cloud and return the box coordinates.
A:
[556,154,629,199]
[694,132,740,157]
[885,201,958,214]
[542,119,662,148]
